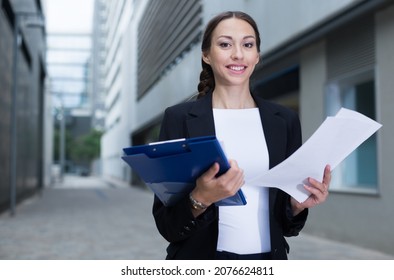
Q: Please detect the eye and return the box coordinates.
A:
[219,42,231,48]
[244,42,254,48]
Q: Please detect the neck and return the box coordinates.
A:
[212,86,256,109]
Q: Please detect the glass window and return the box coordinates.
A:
[48,65,88,80]
[51,80,87,94]
[47,35,92,50]
[325,69,378,194]
[47,50,91,64]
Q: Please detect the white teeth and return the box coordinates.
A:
[229,66,244,71]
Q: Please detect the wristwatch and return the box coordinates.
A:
[189,193,208,210]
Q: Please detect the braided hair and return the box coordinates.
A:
[197,11,261,99]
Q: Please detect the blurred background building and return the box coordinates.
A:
[1,0,394,256]
[0,0,47,213]
[92,0,136,181]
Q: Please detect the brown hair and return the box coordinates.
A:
[197,11,261,98]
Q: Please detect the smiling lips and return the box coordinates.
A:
[227,65,247,73]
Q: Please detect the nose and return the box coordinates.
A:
[231,45,243,60]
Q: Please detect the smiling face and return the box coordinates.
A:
[202,17,260,89]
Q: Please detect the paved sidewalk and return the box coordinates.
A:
[0,175,167,260]
[0,175,393,260]
[287,232,393,260]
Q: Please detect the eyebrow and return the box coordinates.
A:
[217,35,256,40]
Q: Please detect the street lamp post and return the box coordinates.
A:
[9,12,45,216]
[58,102,66,182]
[9,14,21,217]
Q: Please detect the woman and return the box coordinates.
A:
[153,11,330,260]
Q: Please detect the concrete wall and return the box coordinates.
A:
[201,0,357,54]
[299,41,327,137]
[296,4,394,255]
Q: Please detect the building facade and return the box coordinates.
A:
[96,0,394,255]
[91,0,106,132]
[93,0,138,182]
[0,0,48,213]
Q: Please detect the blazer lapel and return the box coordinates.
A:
[253,94,288,169]
[253,94,289,206]
[185,92,216,138]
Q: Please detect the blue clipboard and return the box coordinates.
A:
[121,136,246,207]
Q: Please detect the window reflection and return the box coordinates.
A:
[325,69,378,193]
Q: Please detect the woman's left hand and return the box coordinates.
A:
[291,164,331,216]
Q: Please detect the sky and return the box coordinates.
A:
[45,0,94,34]
[45,0,95,108]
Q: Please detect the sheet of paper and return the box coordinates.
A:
[248,108,382,203]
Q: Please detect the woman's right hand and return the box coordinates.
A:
[190,159,245,211]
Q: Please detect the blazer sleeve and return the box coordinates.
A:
[278,109,309,236]
[152,106,218,243]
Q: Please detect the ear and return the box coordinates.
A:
[202,52,211,65]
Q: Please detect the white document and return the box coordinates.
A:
[248,108,382,203]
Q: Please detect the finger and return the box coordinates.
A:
[304,183,320,196]
[226,160,243,180]
[202,162,220,180]
[232,168,245,188]
[226,171,245,197]
[218,160,244,192]
[228,159,240,169]
[308,177,326,194]
[323,164,331,188]
[304,187,326,206]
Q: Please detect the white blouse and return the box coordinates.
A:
[213,108,271,254]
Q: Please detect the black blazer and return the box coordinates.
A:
[152,91,308,260]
